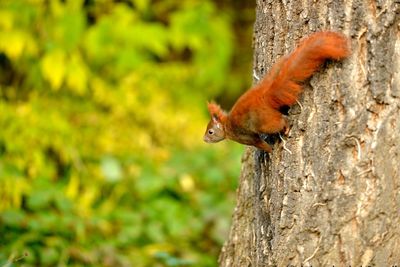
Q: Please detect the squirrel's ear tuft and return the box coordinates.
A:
[207,101,226,121]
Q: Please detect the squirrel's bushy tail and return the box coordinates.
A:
[262,31,350,109]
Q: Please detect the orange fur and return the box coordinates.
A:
[263,31,350,109]
[207,101,227,123]
[204,31,350,152]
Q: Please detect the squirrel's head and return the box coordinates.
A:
[204,102,226,143]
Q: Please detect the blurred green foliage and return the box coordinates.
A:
[0,0,254,266]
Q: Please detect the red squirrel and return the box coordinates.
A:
[203,31,350,152]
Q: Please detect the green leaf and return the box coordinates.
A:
[27,190,52,211]
[54,195,73,213]
[1,209,25,226]
[55,11,86,51]
[40,247,59,266]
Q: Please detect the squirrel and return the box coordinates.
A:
[203,31,350,152]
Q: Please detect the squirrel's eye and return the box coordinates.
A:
[208,129,214,135]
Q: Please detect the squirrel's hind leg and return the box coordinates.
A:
[253,139,273,153]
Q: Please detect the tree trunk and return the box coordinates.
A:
[219,1,400,266]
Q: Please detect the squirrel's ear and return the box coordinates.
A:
[211,114,219,123]
[207,101,216,113]
[207,101,224,121]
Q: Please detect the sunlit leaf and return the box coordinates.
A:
[179,174,195,192]
[40,49,66,90]
[66,53,88,94]
[0,10,14,30]
[66,175,80,200]
[0,31,25,59]
[132,0,150,12]
[101,156,122,182]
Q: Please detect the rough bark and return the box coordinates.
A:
[219,1,400,266]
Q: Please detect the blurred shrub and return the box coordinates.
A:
[0,0,253,266]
